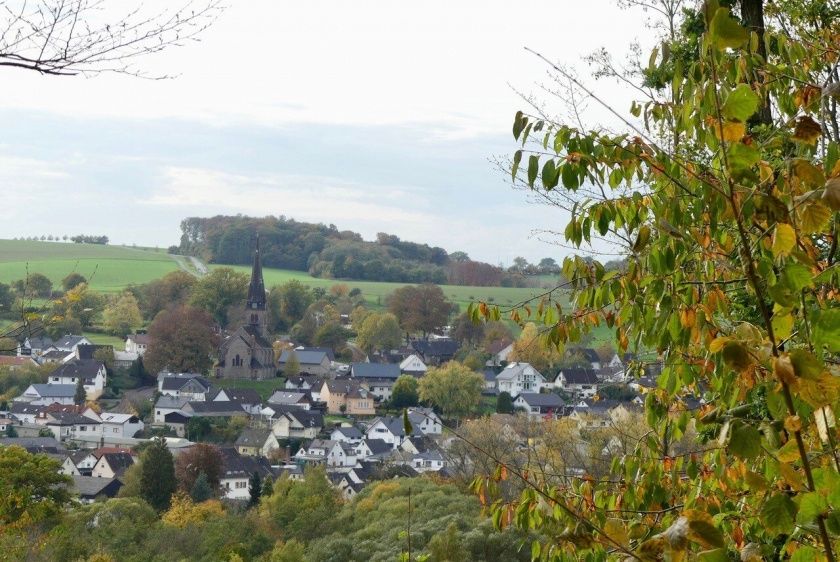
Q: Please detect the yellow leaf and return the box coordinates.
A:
[772,223,796,257]
[793,115,822,145]
[709,337,729,353]
[604,518,629,547]
[718,120,746,141]
[773,355,796,385]
[776,439,800,463]
[772,312,794,340]
[784,415,802,433]
[792,159,825,188]
[778,462,806,491]
[824,177,840,210]
[799,200,832,234]
[799,373,840,408]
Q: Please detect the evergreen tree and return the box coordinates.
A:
[261,475,274,498]
[5,424,17,437]
[496,391,514,414]
[190,471,213,503]
[139,437,176,511]
[73,377,86,405]
[248,471,262,507]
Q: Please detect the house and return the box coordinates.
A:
[216,240,276,380]
[481,368,498,393]
[406,407,443,435]
[567,348,602,369]
[607,353,624,369]
[213,388,263,415]
[154,396,191,424]
[71,476,123,503]
[17,335,56,359]
[513,393,564,417]
[320,380,375,416]
[163,412,191,437]
[99,412,144,438]
[44,411,102,442]
[18,383,77,405]
[354,438,393,462]
[48,359,107,400]
[74,344,113,361]
[40,349,75,364]
[485,341,514,368]
[91,451,136,478]
[628,376,658,393]
[284,375,322,392]
[399,354,427,376]
[330,425,364,443]
[554,368,600,398]
[271,409,323,440]
[350,362,401,381]
[410,338,459,365]
[0,355,38,371]
[8,402,46,423]
[267,391,311,410]
[54,335,93,353]
[218,447,274,500]
[125,333,150,356]
[360,378,395,401]
[278,349,330,376]
[495,363,546,396]
[365,416,423,449]
[407,450,445,473]
[295,439,357,468]
[61,450,95,476]
[157,372,212,401]
[235,429,280,457]
[0,436,67,459]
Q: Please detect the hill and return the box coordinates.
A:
[179,215,537,287]
[0,239,544,311]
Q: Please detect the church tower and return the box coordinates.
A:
[245,234,268,336]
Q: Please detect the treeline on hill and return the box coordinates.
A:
[177,215,532,287]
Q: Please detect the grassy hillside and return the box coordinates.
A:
[0,240,181,293]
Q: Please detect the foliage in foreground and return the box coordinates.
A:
[470,2,840,560]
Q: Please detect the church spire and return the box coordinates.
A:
[247,234,266,310]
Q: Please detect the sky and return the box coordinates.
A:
[0,0,654,265]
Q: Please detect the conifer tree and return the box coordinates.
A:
[140,437,176,511]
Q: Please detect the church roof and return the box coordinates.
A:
[246,235,266,310]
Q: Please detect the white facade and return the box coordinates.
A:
[99,413,144,438]
[495,363,546,396]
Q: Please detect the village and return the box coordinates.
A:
[0,243,672,507]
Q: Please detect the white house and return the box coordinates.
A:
[271,409,323,440]
[18,384,76,405]
[513,393,564,417]
[406,407,443,435]
[91,451,136,478]
[219,447,274,500]
[486,342,514,367]
[48,359,107,400]
[235,429,280,457]
[157,373,212,401]
[53,335,93,353]
[495,363,546,396]
[99,412,144,438]
[554,368,600,398]
[361,378,395,402]
[399,354,427,376]
[267,391,311,410]
[296,439,357,467]
[365,416,424,450]
[44,412,102,442]
[330,425,364,444]
[125,333,150,356]
[153,396,190,424]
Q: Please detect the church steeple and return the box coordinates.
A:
[247,234,266,311]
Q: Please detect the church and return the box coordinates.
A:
[215,238,276,379]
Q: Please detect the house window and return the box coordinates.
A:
[233,354,242,367]
[250,313,258,323]
[80,426,87,432]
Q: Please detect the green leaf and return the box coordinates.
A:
[561,163,579,189]
[531,540,541,560]
[709,8,749,50]
[527,155,539,188]
[783,263,813,292]
[722,84,760,122]
[513,111,526,140]
[790,349,823,380]
[722,341,751,371]
[772,312,794,340]
[792,546,822,562]
[698,548,729,562]
[761,493,797,536]
[814,309,840,352]
[727,142,760,179]
[541,159,559,189]
[728,423,762,459]
[797,492,828,524]
[511,150,522,182]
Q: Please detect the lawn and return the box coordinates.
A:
[212,377,287,401]
[0,239,182,293]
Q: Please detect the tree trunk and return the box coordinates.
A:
[741,0,773,126]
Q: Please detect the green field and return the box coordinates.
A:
[0,239,181,293]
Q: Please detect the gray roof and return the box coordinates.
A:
[185,401,247,416]
[217,388,261,404]
[47,412,100,425]
[285,409,323,429]
[97,452,135,476]
[279,350,328,365]
[10,402,46,415]
[71,476,123,499]
[235,429,273,447]
[52,359,104,381]
[219,446,274,478]
[496,362,545,382]
[54,335,88,350]
[267,391,309,405]
[351,363,401,379]
[160,375,211,392]
[155,396,190,409]
[363,438,392,456]
[0,436,66,455]
[28,384,76,397]
[516,393,564,408]
[558,369,599,385]
[332,426,363,439]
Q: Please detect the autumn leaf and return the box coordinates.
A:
[793,115,822,144]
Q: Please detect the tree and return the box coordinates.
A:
[495,391,514,414]
[268,280,314,331]
[189,472,213,503]
[21,272,53,298]
[102,292,143,337]
[388,284,454,337]
[507,323,563,374]
[73,376,86,405]
[537,257,559,274]
[0,446,71,528]
[140,270,197,320]
[50,282,105,330]
[313,322,351,351]
[283,350,300,377]
[391,375,419,409]
[139,437,176,511]
[0,1,223,77]
[418,362,483,420]
[451,311,485,347]
[61,273,87,291]
[144,305,218,374]
[355,311,401,355]
[189,267,248,326]
[248,471,262,507]
[261,475,274,498]
[469,3,840,559]
[175,443,222,493]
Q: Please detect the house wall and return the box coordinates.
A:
[221,477,251,500]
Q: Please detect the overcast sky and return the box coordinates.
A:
[1,0,653,265]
